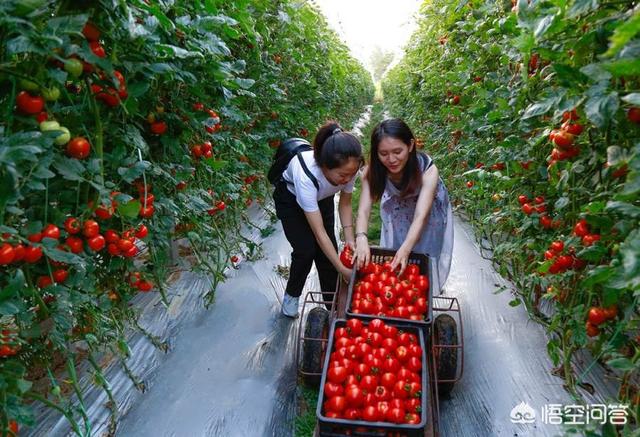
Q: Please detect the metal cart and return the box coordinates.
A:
[294,247,464,437]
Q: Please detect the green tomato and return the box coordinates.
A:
[42,86,60,102]
[54,126,71,145]
[64,59,83,78]
[19,78,39,92]
[39,121,60,131]
[39,121,70,145]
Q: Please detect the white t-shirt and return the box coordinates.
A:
[282,150,356,212]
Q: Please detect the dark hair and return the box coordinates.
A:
[313,120,363,169]
[368,118,421,201]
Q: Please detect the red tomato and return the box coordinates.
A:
[324,396,347,413]
[408,344,423,358]
[346,318,362,336]
[107,243,121,256]
[582,234,601,246]
[561,120,584,135]
[67,137,91,159]
[89,41,106,58]
[521,203,534,215]
[586,322,600,337]
[406,412,421,424]
[150,121,168,135]
[383,357,401,373]
[405,398,422,414]
[137,280,153,292]
[368,318,385,333]
[361,405,379,422]
[16,91,44,114]
[37,275,53,289]
[387,407,406,424]
[87,235,105,251]
[52,269,68,283]
[0,244,16,265]
[64,217,81,234]
[134,224,148,239]
[118,239,134,252]
[104,229,119,243]
[360,375,378,392]
[550,241,564,253]
[340,245,354,268]
[381,325,398,339]
[395,345,410,363]
[139,205,155,218]
[539,215,553,229]
[344,385,365,407]
[588,307,607,326]
[373,385,390,401]
[628,107,640,124]
[324,382,343,398]
[24,245,43,263]
[83,220,100,238]
[82,22,100,40]
[42,224,60,240]
[406,356,422,373]
[573,219,590,237]
[65,237,83,254]
[12,244,25,263]
[517,195,529,205]
[327,366,348,384]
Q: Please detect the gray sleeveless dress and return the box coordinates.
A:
[379,153,454,292]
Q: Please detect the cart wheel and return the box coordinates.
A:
[434,313,458,397]
[301,306,330,387]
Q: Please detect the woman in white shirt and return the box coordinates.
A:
[273,121,363,317]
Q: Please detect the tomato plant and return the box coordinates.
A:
[383,0,640,426]
[0,0,373,432]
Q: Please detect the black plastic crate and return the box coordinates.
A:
[346,246,433,329]
[316,318,429,437]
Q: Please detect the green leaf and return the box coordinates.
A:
[582,265,615,288]
[606,357,636,372]
[53,157,86,181]
[606,201,640,218]
[117,161,151,183]
[0,301,20,316]
[620,229,640,285]
[568,0,598,18]
[534,14,556,39]
[554,196,569,210]
[205,159,228,170]
[43,247,84,265]
[118,200,141,219]
[15,378,32,394]
[621,93,640,106]
[603,58,640,77]
[508,298,522,307]
[604,10,640,57]
[522,91,564,119]
[585,88,619,129]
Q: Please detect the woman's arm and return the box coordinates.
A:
[391,165,440,274]
[304,210,352,279]
[354,166,373,269]
[338,191,355,248]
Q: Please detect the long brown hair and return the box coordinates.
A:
[367,118,421,201]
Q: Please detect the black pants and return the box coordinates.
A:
[273,181,338,304]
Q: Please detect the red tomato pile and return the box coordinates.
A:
[350,263,428,320]
[322,318,423,425]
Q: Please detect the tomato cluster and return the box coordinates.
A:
[0,329,20,358]
[586,306,618,337]
[350,263,429,321]
[572,219,601,247]
[548,110,584,164]
[322,318,423,425]
[518,194,561,229]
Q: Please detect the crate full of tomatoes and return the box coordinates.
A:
[316,317,428,437]
[344,247,433,327]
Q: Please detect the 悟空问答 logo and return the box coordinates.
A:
[510,402,536,424]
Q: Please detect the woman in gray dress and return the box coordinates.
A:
[354,118,453,291]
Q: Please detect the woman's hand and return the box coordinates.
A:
[355,235,371,270]
[390,244,411,277]
[338,264,352,282]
